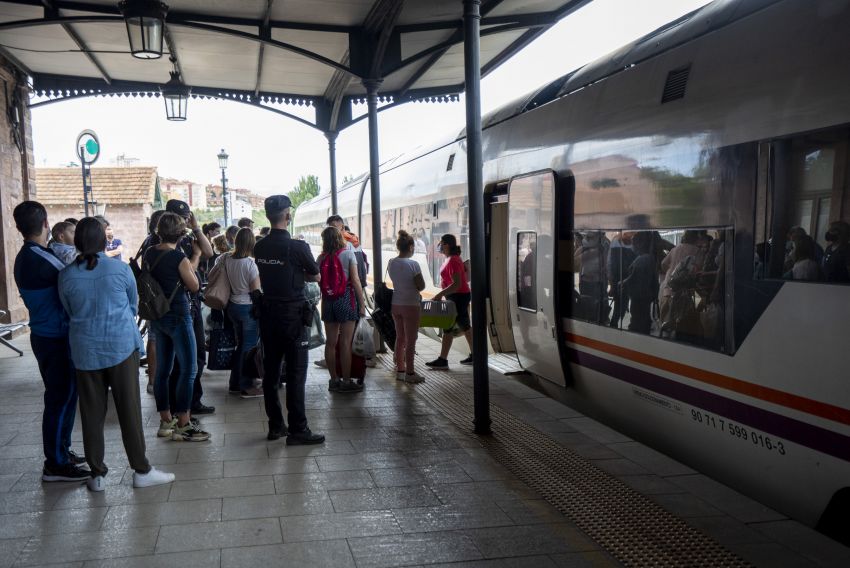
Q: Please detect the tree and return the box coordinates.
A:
[288,175,320,211]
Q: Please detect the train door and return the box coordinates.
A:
[488,199,516,352]
[508,171,566,385]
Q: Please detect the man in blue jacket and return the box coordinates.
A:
[13,201,89,482]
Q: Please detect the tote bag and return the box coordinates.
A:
[203,256,231,310]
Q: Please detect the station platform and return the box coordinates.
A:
[1,335,848,567]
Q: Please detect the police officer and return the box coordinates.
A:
[254,195,325,444]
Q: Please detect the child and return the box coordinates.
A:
[49,221,77,265]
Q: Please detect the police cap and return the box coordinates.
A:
[265,195,292,216]
[165,199,191,219]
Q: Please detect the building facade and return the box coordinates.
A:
[0,55,36,325]
[35,167,163,261]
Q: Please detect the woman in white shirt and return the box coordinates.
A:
[388,231,426,383]
[219,228,261,398]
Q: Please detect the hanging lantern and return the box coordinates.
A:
[120,0,168,59]
[161,71,189,121]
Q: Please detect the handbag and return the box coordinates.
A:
[374,264,393,312]
[241,340,265,379]
[203,255,231,310]
[308,305,325,350]
[370,307,396,352]
[207,327,237,370]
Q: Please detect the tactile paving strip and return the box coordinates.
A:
[381,356,750,567]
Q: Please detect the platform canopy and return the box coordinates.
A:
[0,0,589,131]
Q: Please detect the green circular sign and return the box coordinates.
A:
[75,130,100,165]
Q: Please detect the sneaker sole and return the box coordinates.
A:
[171,434,211,442]
[239,394,263,399]
[157,430,174,437]
[42,474,89,482]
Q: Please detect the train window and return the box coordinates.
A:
[756,126,850,284]
[517,232,537,311]
[572,227,731,352]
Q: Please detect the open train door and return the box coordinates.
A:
[507,171,566,385]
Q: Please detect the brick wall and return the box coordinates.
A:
[0,56,35,324]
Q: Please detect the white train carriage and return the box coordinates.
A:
[294,0,850,541]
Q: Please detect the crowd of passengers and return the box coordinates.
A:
[11,195,473,492]
[574,220,850,344]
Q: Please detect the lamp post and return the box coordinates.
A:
[218,149,229,225]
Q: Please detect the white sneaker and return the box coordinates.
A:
[87,475,105,492]
[133,467,176,488]
[404,373,425,384]
[396,371,405,381]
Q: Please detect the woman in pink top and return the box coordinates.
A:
[425,234,473,368]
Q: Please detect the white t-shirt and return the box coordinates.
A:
[388,257,422,306]
[218,255,259,305]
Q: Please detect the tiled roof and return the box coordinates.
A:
[35,167,158,206]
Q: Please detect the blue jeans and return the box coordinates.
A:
[152,312,197,414]
[227,303,259,391]
[30,334,77,468]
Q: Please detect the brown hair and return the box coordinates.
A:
[156,212,186,244]
[396,230,414,253]
[232,227,255,259]
[212,234,230,254]
[51,221,73,242]
[321,226,345,255]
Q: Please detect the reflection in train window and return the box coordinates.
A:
[756,126,850,284]
[571,227,731,353]
[517,232,537,311]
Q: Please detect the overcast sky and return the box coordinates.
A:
[30,0,711,197]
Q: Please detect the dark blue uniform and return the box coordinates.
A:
[254,228,319,433]
[14,242,77,468]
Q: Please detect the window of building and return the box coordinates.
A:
[517,232,537,311]
[756,126,850,284]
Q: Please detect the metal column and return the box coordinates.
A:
[364,79,384,287]
[463,0,491,434]
[326,131,339,215]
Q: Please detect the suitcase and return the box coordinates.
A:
[335,340,366,381]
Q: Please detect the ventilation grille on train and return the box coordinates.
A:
[661,65,690,103]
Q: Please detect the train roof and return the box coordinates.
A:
[318,0,783,186]
[478,0,782,131]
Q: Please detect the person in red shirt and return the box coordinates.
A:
[426,234,473,368]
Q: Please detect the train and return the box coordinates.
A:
[294,0,850,542]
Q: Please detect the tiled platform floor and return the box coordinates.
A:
[1,334,848,567]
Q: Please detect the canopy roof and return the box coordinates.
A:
[0,0,589,132]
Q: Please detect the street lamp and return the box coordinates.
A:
[119,0,168,59]
[218,149,229,225]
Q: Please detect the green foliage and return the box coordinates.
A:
[193,208,223,224]
[288,175,320,211]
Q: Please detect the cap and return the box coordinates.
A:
[264,195,291,216]
[165,199,191,219]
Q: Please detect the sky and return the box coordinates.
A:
[29,0,712,197]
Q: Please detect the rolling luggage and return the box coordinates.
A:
[336,340,366,381]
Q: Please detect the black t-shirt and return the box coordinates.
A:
[143,247,189,315]
[254,229,319,302]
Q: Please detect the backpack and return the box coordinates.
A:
[137,250,182,321]
[319,249,348,300]
[354,249,369,288]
